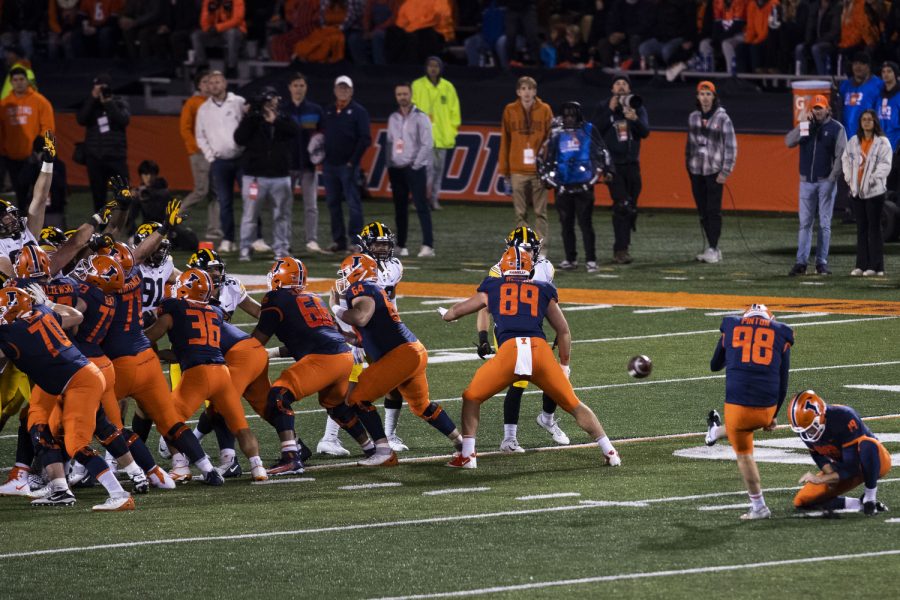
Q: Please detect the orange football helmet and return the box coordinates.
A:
[78,254,125,294]
[15,245,52,280]
[0,287,33,325]
[175,268,212,303]
[335,254,378,293]
[98,241,135,273]
[267,256,306,290]
[498,246,533,278]
[743,303,774,320]
[788,390,827,443]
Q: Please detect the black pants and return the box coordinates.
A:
[388,165,433,249]
[689,173,723,249]
[851,194,885,272]
[385,26,444,65]
[607,162,642,252]
[4,158,28,208]
[556,187,596,263]
[86,153,129,212]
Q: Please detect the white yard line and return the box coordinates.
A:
[632,307,687,314]
[338,482,403,491]
[422,487,491,496]
[776,312,831,320]
[516,493,581,501]
[562,304,613,311]
[251,477,315,486]
[697,503,750,511]
[704,310,743,316]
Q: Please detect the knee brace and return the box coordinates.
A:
[420,402,443,422]
[73,445,100,466]
[384,392,403,411]
[328,403,360,430]
[266,386,296,433]
[29,423,63,466]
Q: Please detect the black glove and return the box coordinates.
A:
[107,175,133,209]
[476,330,495,360]
[88,233,115,252]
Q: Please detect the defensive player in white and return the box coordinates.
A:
[476,227,571,452]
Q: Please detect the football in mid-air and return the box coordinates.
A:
[627,355,653,379]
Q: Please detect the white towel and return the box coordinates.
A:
[514,337,533,377]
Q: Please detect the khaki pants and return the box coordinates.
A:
[511,173,549,253]
[183,152,223,240]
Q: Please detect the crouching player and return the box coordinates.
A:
[704,304,793,520]
[790,390,891,516]
[441,247,620,469]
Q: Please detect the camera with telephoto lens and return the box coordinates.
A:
[618,94,642,110]
[248,87,280,115]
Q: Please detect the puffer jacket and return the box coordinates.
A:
[842,134,893,198]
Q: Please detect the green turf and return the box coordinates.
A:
[0,195,898,598]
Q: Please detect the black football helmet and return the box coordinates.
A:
[39,226,67,251]
[0,198,24,239]
[358,221,395,262]
[134,222,170,268]
[505,227,542,260]
[187,248,226,287]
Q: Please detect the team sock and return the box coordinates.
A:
[124,433,156,471]
[596,436,614,455]
[131,414,153,442]
[503,424,518,439]
[194,455,214,474]
[281,440,299,455]
[15,419,34,466]
[249,456,263,470]
[503,385,524,425]
[844,497,863,511]
[749,492,766,511]
[123,461,144,479]
[541,393,557,415]
[49,477,68,493]
[96,466,126,496]
[323,416,341,440]
[864,486,878,503]
[384,408,401,438]
[462,436,476,458]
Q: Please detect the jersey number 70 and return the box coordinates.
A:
[731,325,774,366]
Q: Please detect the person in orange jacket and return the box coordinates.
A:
[191,0,247,77]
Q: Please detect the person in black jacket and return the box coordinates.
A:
[795,0,841,75]
[233,86,300,261]
[592,74,649,264]
[134,159,199,251]
[76,73,130,212]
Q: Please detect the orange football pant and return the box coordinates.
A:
[349,342,431,415]
[794,437,892,508]
[462,337,581,412]
[89,355,123,429]
[112,347,183,433]
[276,352,353,409]
[724,403,778,455]
[224,337,271,417]
[27,364,104,457]
[174,364,249,433]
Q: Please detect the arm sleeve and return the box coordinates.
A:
[217,0,245,31]
[834,444,862,480]
[829,126,847,181]
[710,334,726,372]
[256,305,282,337]
[776,345,791,416]
[784,126,801,148]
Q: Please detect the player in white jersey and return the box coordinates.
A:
[134,223,180,323]
[476,227,570,452]
[318,221,407,456]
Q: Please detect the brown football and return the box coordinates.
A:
[627,355,652,379]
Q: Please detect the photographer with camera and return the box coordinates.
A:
[592,74,649,265]
[233,86,300,262]
[539,101,612,273]
[76,73,130,213]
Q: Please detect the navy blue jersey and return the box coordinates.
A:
[258,288,349,360]
[159,298,226,371]
[343,281,415,361]
[72,281,116,358]
[0,304,90,395]
[711,315,794,408]
[101,273,152,359]
[478,276,558,347]
[803,405,876,480]
[44,276,79,307]
[210,303,249,354]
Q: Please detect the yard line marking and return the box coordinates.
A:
[516,493,581,501]
[776,312,830,320]
[800,281,825,285]
[251,477,316,486]
[632,307,687,314]
[579,500,649,507]
[663,277,688,281]
[593,274,620,279]
[419,298,465,305]
[845,384,900,393]
[697,503,750,511]
[563,304,613,311]
[705,310,743,316]
[369,549,900,599]
[422,487,490,496]
[339,482,403,491]
[886,518,900,523]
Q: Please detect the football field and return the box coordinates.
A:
[1,201,899,598]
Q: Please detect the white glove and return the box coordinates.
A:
[331,304,347,320]
[561,364,571,379]
[437,307,449,318]
[266,347,281,359]
[26,283,49,306]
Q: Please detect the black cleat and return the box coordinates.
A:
[32,489,77,506]
[815,264,832,275]
[202,469,224,486]
[705,410,721,446]
[217,458,242,479]
[862,496,889,516]
[298,438,313,463]
[788,263,807,276]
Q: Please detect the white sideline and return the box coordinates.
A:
[251,477,315,486]
[697,503,750,511]
[369,549,900,600]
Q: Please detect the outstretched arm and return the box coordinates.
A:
[443,292,488,322]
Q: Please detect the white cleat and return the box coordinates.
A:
[357,451,398,467]
[705,410,722,446]
[0,466,31,496]
[500,437,526,453]
[387,434,409,452]
[31,488,76,506]
[251,238,273,253]
[604,450,622,467]
[316,436,351,457]
[740,506,772,520]
[250,465,269,482]
[27,484,52,499]
[92,493,135,512]
[67,460,89,486]
[147,466,177,490]
[536,413,570,445]
[169,465,193,483]
[130,470,150,494]
[158,436,172,460]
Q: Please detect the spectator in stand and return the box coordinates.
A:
[119,0,164,60]
[180,70,223,241]
[195,70,246,253]
[1,68,55,207]
[638,0,696,72]
[556,24,590,68]
[738,0,778,73]
[386,82,434,257]
[412,56,460,211]
[292,0,365,63]
[161,0,201,65]
[0,45,36,100]
[76,73,128,213]
[500,0,539,66]
[499,76,553,255]
[385,0,453,65]
[21,135,68,229]
[234,87,300,262]
[886,2,900,65]
[839,51,883,139]
[348,0,399,65]
[0,1,44,60]
[837,0,881,68]
[283,72,326,254]
[843,109,892,276]
[463,0,507,68]
[73,0,123,58]
[322,75,371,253]
[878,61,900,192]
[191,0,246,78]
[699,0,748,73]
[765,0,808,74]
[268,0,318,62]
[796,0,841,74]
[597,0,655,69]
[47,0,81,61]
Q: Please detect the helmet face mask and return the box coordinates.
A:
[0,202,23,238]
[175,268,213,303]
[789,391,827,443]
[39,226,67,251]
[77,254,125,293]
[358,222,395,262]
[335,254,378,294]
[506,227,542,261]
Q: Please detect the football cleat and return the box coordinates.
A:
[216,458,242,479]
[604,450,622,467]
[298,438,313,463]
[27,471,47,490]
[739,506,772,520]
[27,484,52,499]
[536,413,570,445]
[130,470,150,494]
[158,436,172,460]
[705,410,722,446]
[201,469,225,486]
[316,436,351,457]
[92,493,135,512]
[169,465,193,483]
[862,496,889,516]
[447,452,477,469]
[266,456,305,476]
[357,450,398,467]
[0,466,31,496]
[250,465,269,482]
[67,460,89,486]
[500,437,526,453]
[388,434,409,453]
[31,489,76,507]
[147,466,177,490]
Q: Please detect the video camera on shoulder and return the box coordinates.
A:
[248,87,280,115]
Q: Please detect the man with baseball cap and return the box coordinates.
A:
[785,93,846,276]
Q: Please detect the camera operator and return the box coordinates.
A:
[539,101,612,273]
[592,74,649,265]
[233,86,300,262]
[76,73,130,213]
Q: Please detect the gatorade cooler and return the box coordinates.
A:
[791,80,831,126]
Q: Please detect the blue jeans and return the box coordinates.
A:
[211,157,241,242]
[797,179,836,266]
[322,163,363,250]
